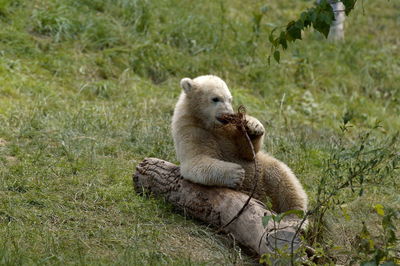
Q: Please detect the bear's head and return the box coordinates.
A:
[180,75,234,129]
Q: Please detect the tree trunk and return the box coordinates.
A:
[319,0,346,41]
[133,158,305,258]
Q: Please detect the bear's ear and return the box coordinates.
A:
[180,78,194,94]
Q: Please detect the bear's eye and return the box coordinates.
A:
[212,97,220,103]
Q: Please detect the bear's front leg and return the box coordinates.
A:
[180,156,245,188]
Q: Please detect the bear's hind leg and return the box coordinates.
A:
[257,153,308,213]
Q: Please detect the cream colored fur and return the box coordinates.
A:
[172,75,308,212]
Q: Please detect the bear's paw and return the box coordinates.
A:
[245,117,265,137]
[225,164,245,188]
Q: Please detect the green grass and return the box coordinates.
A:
[0,0,399,264]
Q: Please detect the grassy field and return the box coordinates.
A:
[0,0,399,264]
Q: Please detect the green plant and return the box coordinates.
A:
[259,114,399,265]
[309,117,399,244]
[351,205,399,265]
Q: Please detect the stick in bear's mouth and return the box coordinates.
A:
[216,116,230,125]
[217,105,248,128]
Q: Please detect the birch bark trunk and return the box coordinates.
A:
[319,0,346,41]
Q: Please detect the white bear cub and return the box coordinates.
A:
[172,75,244,188]
[172,75,308,213]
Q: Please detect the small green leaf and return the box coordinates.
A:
[268,28,278,47]
[295,20,304,29]
[286,20,295,29]
[282,209,305,219]
[273,50,280,63]
[300,11,308,21]
[322,11,333,25]
[300,11,312,27]
[314,19,330,38]
[286,22,302,41]
[273,213,284,223]
[269,33,274,44]
[278,32,287,49]
[310,11,317,23]
[262,215,272,227]
[342,0,357,15]
[374,204,385,216]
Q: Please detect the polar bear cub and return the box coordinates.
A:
[172,75,308,212]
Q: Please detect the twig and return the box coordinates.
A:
[215,106,259,234]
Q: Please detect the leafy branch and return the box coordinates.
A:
[268,0,358,63]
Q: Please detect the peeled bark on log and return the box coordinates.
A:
[133,158,304,257]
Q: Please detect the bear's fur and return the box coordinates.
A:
[172,75,308,212]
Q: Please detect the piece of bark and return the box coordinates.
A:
[133,158,303,257]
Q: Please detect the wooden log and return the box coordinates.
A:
[133,158,304,258]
